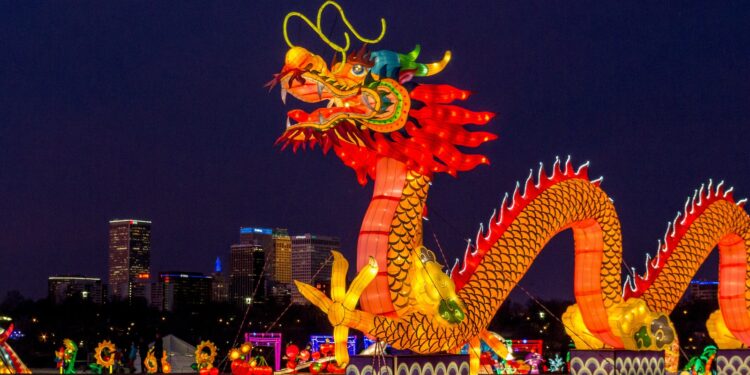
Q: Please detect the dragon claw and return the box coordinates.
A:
[294,251,378,366]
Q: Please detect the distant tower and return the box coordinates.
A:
[229,243,265,305]
[211,257,228,303]
[108,219,151,301]
[290,233,339,304]
[271,229,292,284]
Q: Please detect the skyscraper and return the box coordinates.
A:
[108,219,151,301]
[267,229,292,301]
[239,227,273,247]
[211,257,229,303]
[229,243,265,305]
[290,234,339,304]
[270,229,292,283]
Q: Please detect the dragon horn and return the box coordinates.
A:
[422,50,452,76]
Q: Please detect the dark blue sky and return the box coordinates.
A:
[1,1,748,301]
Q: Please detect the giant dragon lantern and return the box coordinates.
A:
[270,2,750,374]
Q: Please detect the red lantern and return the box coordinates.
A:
[285,344,299,360]
[327,361,346,374]
[310,362,322,375]
[199,368,210,375]
[298,349,310,362]
[311,351,321,361]
[319,343,334,357]
[231,360,244,375]
[209,367,219,375]
[240,361,252,375]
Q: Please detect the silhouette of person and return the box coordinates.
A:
[138,337,149,373]
[154,332,164,373]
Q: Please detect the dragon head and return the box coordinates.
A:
[272,1,496,184]
[273,44,417,136]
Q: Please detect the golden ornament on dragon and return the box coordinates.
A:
[270,2,750,374]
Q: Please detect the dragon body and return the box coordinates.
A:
[272,2,750,374]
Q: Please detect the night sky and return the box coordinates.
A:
[2,1,749,302]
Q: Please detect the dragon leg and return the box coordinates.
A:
[294,251,378,366]
[467,337,481,375]
[479,330,509,360]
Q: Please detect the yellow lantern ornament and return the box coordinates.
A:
[94,340,116,373]
[144,349,171,374]
[195,341,218,370]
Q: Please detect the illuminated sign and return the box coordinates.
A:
[136,273,150,279]
[240,227,273,235]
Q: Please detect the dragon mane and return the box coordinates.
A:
[279,83,497,185]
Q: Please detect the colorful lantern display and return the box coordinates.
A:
[55,339,77,374]
[228,342,272,375]
[681,345,717,375]
[273,2,750,375]
[88,340,117,374]
[144,348,170,374]
[193,341,218,372]
[0,317,30,374]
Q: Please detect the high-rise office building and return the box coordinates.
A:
[229,243,265,305]
[48,276,104,304]
[271,229,292,283]
[290,234,339,304]
[239,227,273,247]
[267,229,292,301]
[108,219,151,301]
[159,272,213,311]
[211,257,229,303]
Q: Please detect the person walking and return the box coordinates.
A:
[128,341,137,373]
[154,332,164,373]
[138,337,149,374]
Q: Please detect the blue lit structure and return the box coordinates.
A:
[240,227,273,235]
[362,336,377,349]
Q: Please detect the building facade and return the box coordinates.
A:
[108,219,151,301]
[689,280,718,302]
[48,276,104,304]
[229,243,265,305]
[159,272,213,311]
[269,229,292,301]
[211,257,229,303]
[290,234,339,304]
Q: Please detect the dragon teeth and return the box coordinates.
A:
[317,82,323,100]
[281,89,288,105]
[286,116,291,129]
[318,112,324,124]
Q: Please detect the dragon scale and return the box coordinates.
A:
[357,157,430,316]
[362,161,628,351]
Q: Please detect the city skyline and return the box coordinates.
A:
[2,1,749,302]
[16,219,347,300]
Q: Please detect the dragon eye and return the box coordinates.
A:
[351,64,366,76]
